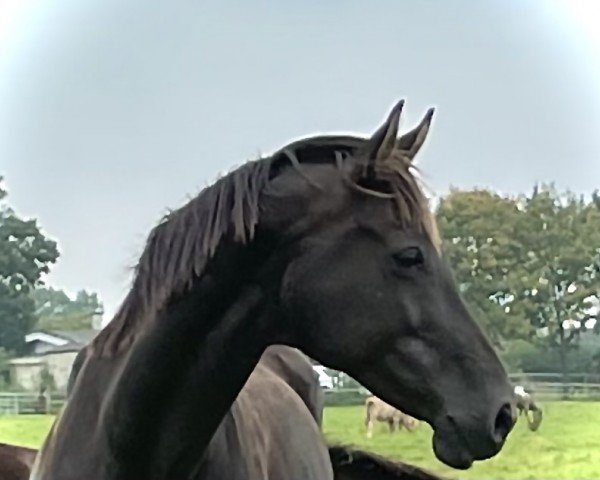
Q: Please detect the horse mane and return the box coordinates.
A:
[328,445,451,480]
[92,135,438,356]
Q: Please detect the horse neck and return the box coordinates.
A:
[106,248,281,479]
[40,243,282,480]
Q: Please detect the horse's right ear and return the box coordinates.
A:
[396,107,435,162]
[362,100,405,169]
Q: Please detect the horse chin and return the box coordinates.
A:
[431,428,474,470]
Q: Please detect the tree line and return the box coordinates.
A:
[0,177,103,358]
[1,177,599,378]
[436,186,600,378]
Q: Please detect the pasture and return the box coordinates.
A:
[324,401,600,479]
[0,402,598,478]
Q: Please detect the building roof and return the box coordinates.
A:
[49,330,98,346]
[25,332,69,347]
[24,329,98,354]
[8,357,45,366]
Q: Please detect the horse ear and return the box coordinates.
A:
[396,107,435,162]
[363,100,405,166]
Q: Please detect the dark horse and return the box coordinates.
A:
[0,442,37,480]
[36,344,446,480]
[32,100,516,479]
[329,446,451,480]
[2,442,448,480]
[3,344,446,480]
[197,345,446,479]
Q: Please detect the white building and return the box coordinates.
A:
[9,330,97,392]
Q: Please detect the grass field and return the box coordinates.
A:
[0,414,54,448]
[0,402,598,478]
[323,402,600,479]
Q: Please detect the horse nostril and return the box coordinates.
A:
[493,403,514,445]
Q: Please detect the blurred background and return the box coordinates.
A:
[0,1,599,478]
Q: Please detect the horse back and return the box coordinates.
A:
[0,443,38,480]
[196,358,332,480]
[259,345,324,426]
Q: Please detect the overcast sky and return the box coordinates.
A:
[1,0,599,322]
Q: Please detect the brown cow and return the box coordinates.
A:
[365,396,420,438]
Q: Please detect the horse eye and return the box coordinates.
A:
[392,247,424,269]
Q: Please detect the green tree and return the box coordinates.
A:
[0,178,59,352]
[437,186,600,381]
[501,336,600,375]
[510,186,600,384]
[436,189,528,346]
[32,286,103,330]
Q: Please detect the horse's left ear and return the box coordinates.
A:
[396,107,435,162]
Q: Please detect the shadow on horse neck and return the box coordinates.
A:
[33,100,516,480]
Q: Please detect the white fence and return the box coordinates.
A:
[322,372,600,405]
[508,372,600,400]
[0,392,65,415]
[0,372,598,414]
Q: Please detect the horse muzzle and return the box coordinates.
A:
[431,401,516,469]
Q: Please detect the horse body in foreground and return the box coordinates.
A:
[257,344,324,426]
[329,446,451,480]
[7,344,447,480]
[0,443,36,480]
[365,395,420,438]
[194,344,331,479]
[33,100,516,479]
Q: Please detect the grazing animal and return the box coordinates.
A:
[0,442,37,480]
[33,100,516,479]
[365,395,420,438]
[514,385,543,431]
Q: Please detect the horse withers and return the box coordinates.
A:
[195,345,331,478]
